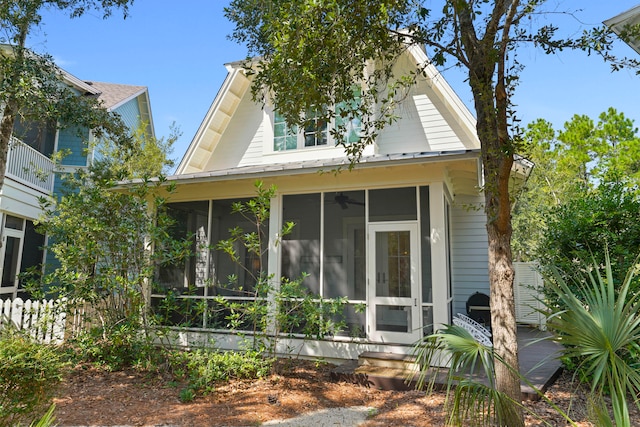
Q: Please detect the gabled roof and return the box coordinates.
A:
[176,47,481,176]
[176,65,250,174]
[85,81,154,137]
[86,81,146,110]
[604,5,640,54]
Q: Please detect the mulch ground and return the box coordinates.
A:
[51,360,640,426]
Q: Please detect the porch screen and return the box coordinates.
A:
[210,198,267,297]
[369,187,417,221]
[281,193,321,294]
[323,191,365,300]
[157,201,210,289]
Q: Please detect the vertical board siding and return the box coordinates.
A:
[450,194,490,316]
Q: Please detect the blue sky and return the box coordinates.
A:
[29,1,640,169]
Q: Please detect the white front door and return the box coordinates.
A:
[368,223,421,344]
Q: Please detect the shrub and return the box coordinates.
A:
[167,349,272,396]
[0,330,65,426]
[537,181,640,306]
[69,321,160,371]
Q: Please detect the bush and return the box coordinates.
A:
[537,181,640,306]
[167,349,272,396]
[0,330,65,426]
[69,321,160,371]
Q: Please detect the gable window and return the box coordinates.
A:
[274,112,298,151]
[273,88,362,151]
[274,109,328,151]
[303,108,328,147]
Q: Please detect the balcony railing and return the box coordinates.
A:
[6,136,55,194]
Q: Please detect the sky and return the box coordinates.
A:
[28,1,640,171]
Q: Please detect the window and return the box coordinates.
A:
[273,88,362,151]
[274,109,328,151]
[274,112,298,151]
[303,108,328,147]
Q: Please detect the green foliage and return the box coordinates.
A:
[213,181,348,357]
[95,121,179,179]
[225,4,630,424]
[545,252,640,427]
[0,329,65,427]
[513,109,640,261]
[226,0,415,158]
[167,348,272,397]
[29,404,56,427]
[0,1,136,198]
[66,321,162,371]
[412,325,573,426]
[24,125,190,356]
[413,325,519,426]
[536,181,640,306]
[30,166,184,331]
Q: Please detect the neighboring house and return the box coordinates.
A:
[0,66,153,299]
[604,5,640,54]
[150,44,530,360]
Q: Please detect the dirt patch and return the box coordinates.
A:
[52,361,638,426]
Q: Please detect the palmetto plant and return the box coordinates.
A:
[545,252,640,427]
[412,321,577,426]
[412,324,572,426]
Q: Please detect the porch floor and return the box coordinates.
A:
[331,326,563,401]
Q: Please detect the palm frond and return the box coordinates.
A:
[546,251,640,426]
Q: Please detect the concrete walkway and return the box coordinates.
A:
[261,406,375,426]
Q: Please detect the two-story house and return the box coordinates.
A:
[147,44,522,360]
[0,67,153,299]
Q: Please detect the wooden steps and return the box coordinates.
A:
[331,351,421,391]
[330,327,564,401]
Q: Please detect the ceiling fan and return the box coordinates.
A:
[333,192,365,209]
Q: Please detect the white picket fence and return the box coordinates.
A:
[0,297,67,344]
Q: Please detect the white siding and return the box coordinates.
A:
[204,95,265,170]
[0,179,45,220]
[450,194,490,316]
[413,93,468,151]
[377,94,430,154]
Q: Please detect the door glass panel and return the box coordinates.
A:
[422,306,434,336]
[376,305,411,332]
[2,236,20,288]
[376,231,411,297]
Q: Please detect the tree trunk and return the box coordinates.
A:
[471,68,524,426]
[486,210,522,425]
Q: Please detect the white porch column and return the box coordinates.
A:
[429,182,450,331]
[265,195,281,336]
